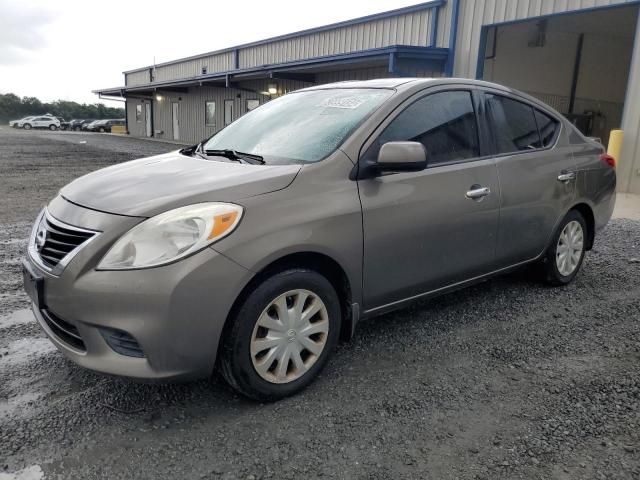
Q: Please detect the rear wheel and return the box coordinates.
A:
[220,269,341,401]
[541,210,587,286]
[23,124,32,130]
[49,124,57,131]
[99,127,105,133]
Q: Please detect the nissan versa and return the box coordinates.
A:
[23,78,616,400]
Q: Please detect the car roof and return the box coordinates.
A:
[296,77,562,117]
[299,78,425,91]
[299,77,521,92]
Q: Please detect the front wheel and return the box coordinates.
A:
[23,124,32,130]
[541,210,587,286]
[220,269,341,401]
[99,127,105,133]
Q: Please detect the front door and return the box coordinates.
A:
[172,102,180,140]
[145,104,152,137]
[482,91,577,267]
[359,89,501,311]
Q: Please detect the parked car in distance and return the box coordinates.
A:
[9,116,36,128]
[81,120,100,131]
[57,118,70,130]
[86,119,125,133]
[22,116,61,130]
[68,119,94,131]
[23,78,616,401]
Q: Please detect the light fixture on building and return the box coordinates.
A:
[156,94,163,101]
[267,84,278,95]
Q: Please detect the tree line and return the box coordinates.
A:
[0,93,125,123]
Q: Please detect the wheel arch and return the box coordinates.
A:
[221,251,356,350]
[571,202,595,251]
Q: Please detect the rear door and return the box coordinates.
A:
[359,87,501,310]
[482,91,577,267]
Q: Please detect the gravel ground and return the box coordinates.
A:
[1,128,639,479]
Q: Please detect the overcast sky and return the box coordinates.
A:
[0,0,421,107]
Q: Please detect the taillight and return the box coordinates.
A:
[600,153,616,168]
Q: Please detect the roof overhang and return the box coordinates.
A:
[94,45,449,97]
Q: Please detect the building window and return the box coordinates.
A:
[136,104,142,122]
[247,99,259,112]
[224,100,234,126]
[205,101,216,127]
[201,66,207,75]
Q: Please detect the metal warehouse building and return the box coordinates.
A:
[96,0,640,194]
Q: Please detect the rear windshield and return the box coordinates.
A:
[203,88,393,163]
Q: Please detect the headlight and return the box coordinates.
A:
[98,202,243,270]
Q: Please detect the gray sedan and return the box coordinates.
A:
[23,78,616,400]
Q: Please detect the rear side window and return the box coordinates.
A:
[534,110,559,147]
[486,94,540,153]
[365,90,480,166]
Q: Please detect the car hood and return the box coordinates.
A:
[60,150,301,217]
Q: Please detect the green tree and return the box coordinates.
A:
[0,93,125,123]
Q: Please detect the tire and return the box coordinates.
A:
[541,210,587,286]
[99,127,105,133]
[23,124,32,130]
[220,268,342,401]
[49,124,57,131]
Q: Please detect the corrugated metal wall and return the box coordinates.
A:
[126,70,149,87]
[124,4,441,87]
[239,9,436,68]
[449,0,640,193]
[153,52,235,83]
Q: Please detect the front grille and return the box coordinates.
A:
[33,213,96,270]
[100,328,145,358]
[41,310,86,351]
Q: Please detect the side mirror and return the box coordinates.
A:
[376,141,428,172]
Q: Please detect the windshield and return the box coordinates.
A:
[202,88,393,163]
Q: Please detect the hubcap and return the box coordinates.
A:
[556,220,584,276]
[250,289,329,384]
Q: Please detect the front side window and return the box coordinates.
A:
[203,88,393,163]
[205,101,216,127]
[135,105,142,122]
[224,100,234,126]
[364,90,480,166]
[486,94,540,153]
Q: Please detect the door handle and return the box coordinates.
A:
[557,171,576,183]
[465,186,491,200]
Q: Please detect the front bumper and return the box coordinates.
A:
[24,196,252,381]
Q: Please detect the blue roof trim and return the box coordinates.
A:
[123,0,446,74]
[444,0,460,76]
[98,46,449,94]
[429,5,440,47]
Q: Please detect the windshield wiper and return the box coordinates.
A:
[179,142,208,159]
[204,149,265,165]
